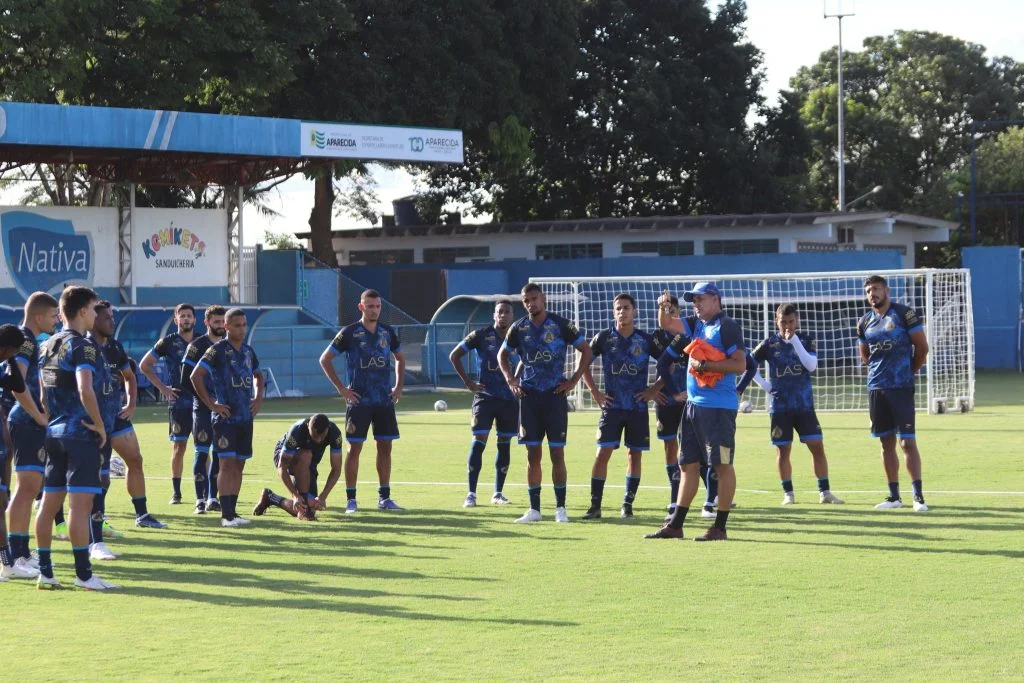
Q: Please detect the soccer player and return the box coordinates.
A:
[581,293,663,519]
[140,303,196,504]
[499,282,592,523]
[182,305,227,514]
[646,282,745,541]
[857,275,929,511]
[35,286,119,589]
[2,294,57,578]
[448,299,519,507]
[651,295,690,518]
[190,308,265,527]
[87,301,167,561]
[319,289,405,513]
[252,413,343,519]
[738,304,844,506]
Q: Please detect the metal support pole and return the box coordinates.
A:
[837,15,846,212]
[227,186,241,303]
[925,271,935,413]
[970,122,978,246]
[117,183,136,304]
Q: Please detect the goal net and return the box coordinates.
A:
[530,269,975,414]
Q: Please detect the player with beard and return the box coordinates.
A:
[182,305,227,514]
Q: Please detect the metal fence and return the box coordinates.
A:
[297,252,422,327]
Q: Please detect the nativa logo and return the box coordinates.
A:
[312,130,356,150]
[1,211,93,298]
[141,224,206,259]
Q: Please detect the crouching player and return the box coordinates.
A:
[253,413,343,519]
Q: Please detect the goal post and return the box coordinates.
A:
[529,268,975,414]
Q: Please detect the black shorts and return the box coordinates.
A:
[869,389,916,439]
[308,464,320,498]
[43,437,103,494]
[770,410,823,446]
[10,420,47,474]
[471,394,519,439]
[193,406,213,453]
[655,403,685,441]
[518,389,568,447]
[679,403,737,467]
[597,409,650,451]
[111,416,134,440]
[213,421,254,460]
[169,406,193,443]
[345,404,400,443]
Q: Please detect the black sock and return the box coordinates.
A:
[54,507,65,526]
[666,464,680,505]
[590,477,606,507]
[38,547,53,579]
[172,477,182,497]
[268,491,285,507]
[818,477,830,493]
[912,479,923,500]
[668,505,688,530]
[0,541,12,567]
[72,545,92,581]
[705,467,719,506]
[209,454,220,499]
[346,487,357,502]
[132,496,148,517]
[554,484,567,508]
[495,440,511,493]
[378,485,391,501]
[467,439,485,494]
[528,486,541,511]
[888,482,900,499]
[624,475,641,505]
[193,452,208,499]
[221,494,237,519]
[714,510,729,531]
[10,533,29,560]
[90,491,105,543]
[781,479,794,493]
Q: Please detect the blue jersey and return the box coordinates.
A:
[652,325,692,405]
[7,325,43,426]
[662,313,744,410]
[198,339,260,424]
[458,325,518,401]
[501,313,583,393]
[857,302,923,390]
[329,322,401,407]
[281,418,343,468]
[750,332,816,413]
[152,332,192,410]
[90,334,131,423]
[590,327,657,412]
[41,330,116,439]
[182,335,217,412]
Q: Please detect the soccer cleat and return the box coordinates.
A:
[694,527,728,542]
[344,499,359,515]
[37,574,61,590]
[644,525,683,540]
[54,522,69,541]
[102,520,125,539]
[135,513,167,529]
[665,504,677,522]
[913,496,929,512]
[1,560,39,580]
[194,500,207,515]
[782,492,796,505]
[26,553,40,570]
[819,491,845,504]
[582,506,602,520]
[554,507,570,523]
[206,498,221,512]
[220,516,250,528]
[875,496,904,509]
[619,504,634,519]
[514,509,542,523]
[463,493,477,508]
[169,493,182,505]
[252,489,273,517]
[0,573,6,583]
[89,542,118,561]
[701,505,716,519]
[75,575,120,591]
[490,492,511,505]
[378,498,404,511]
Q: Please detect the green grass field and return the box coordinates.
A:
[6,372,1023,681]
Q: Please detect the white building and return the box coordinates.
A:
[298,211,955,269]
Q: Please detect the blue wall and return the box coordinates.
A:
[962,246,1020,369]
[258,249,299,305]
[0,286,230,307]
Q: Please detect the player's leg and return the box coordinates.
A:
[796,411,842,504]
[7,421,47,567]
[515,389,545,522]
[112,427,166,528]
[213,423,247,525]
[698,408,736,541]
[771,412,796,504]
[586,409,621,519]
[343,405,371,513]
[546,391,570,521]
[892,389,925,510]
[66,440,117,589]
[656,404,683,514]
[169,407,192,504]
[0,455,34,579]
[620,410,649,517]
[88,446,116,561]
[870,390,903,508]
[647,404,702,538]
[465,395,492,507]
[374,406,402,510]
[492,399,518,504]
[192,411,214,512]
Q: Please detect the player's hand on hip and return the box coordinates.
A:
[590,389,611,408]
[82,420,107,447]
[466,380,485,393]
[507,377,525,399]
[249,397,263,416]
[637,387,664,405]
[554,378,577,395]
[340,387,360,404]
[212,403,231,419]
[34,408,49,427]
[118,404,135,420]
[160,386,180,402]
[391,385,403,403]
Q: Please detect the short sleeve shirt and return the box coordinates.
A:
[751,332,816,413]
[501,313,583,392]
[857,302,923,390]
[182,335,217,411]
[666,313,744,410]
[328,322,402,407]
[590,327,657,412]
[198,339,260,424]
[651,325,692,405]
[458,326,518,401]
[7,326,41,426]
[91,334,131,422]
[281,418,343,468]
[44,331,115,439]
[152,332,192,409]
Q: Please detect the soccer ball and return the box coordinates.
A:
[109,454,127,477]
[566,397,577,412]
[739,400,753,414]
[434,400,448,412]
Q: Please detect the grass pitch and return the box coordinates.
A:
[5,372,1023,681]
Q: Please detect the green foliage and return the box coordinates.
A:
[262,230,301,250]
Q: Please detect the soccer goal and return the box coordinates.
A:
[530,269,975,414]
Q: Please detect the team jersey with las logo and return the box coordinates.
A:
[182,335,217,411]
[501,313,583,392]
[41,330,116,439]
[151,332,192,410]
[457,325,519,401]
[198,339,260,424]
[750,332,816,413]
[329,322,401,406]
[280,418,344,468]
[90,334,132,420]
[651,324,693,406]
[856,302,923,390]
[7,325,43,427]
[590,327,658,411]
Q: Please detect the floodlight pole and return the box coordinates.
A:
[825,3,855,212]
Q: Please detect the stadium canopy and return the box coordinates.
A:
[0,100,463,302]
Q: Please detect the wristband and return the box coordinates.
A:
[698,360,707,373]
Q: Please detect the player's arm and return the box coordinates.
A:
[0,406,13,461]
[498,335,524,398]
[695,319,746,374]
[910,328,928,373]
[856,317,870,365]
[276,451,302,499]
[7,360,47,426]
[317,448,343,509]
[319,333,360,404]
[786,334,817,372]
[657,290,685,335]
[251,367,266,416]
[190,354,230,419]
[736,353,771,394]
[391,350,405,403]
[449,335,484,393]
[656,334,685,396]
[581,332,609,407]
[118,361,138,420]
[555,322,593,394]
[140,346,178,402]
[76,369,107,447]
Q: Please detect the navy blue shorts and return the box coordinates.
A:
[770,410,823,446]
[518,389,568,447]
[193,406,213,453]
[655,403,685,441]
[169,406,193,443]
[597,409,650,451]
[10,420,47,474]
[345,404,400,443]
[44,437,103,494]
[869,388,916,439]
[111,416,134,440]
[214,421,254,460]
[679,403,737,467]
[471,394,519,439]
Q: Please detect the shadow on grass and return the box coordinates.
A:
[735,536,1024,560]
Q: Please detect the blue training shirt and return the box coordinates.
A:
[7,325,43,427]
[280,418,344,468]
[91,334,131,427]
[857,302,923,390]
[42,330,116,439]
[651,324,693,405]
[152,332,192,410]
[182,335,217,414]
[328,322,401,407]
[501,313,584,393]
[661,313,744,410]
[457,325,518,401]
[590,327,658,412]
[198,339,260,424]
[750,332,816,413]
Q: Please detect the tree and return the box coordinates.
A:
[263,230,301,250]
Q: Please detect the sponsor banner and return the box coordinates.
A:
[132,208,228,288]
[299,122,463,163]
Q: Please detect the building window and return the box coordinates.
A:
[622,240,695,257]
[703,239,779,255]
[536,243,603,260]
[797,242,839,253]
[422,246,490,263]
[838,227,855,244]
[348,249,414,265]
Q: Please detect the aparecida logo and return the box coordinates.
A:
[1,211,93,298]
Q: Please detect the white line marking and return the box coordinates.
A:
[144,111,163,149]
[159,111,178,150]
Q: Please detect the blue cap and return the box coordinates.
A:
[682,282,721,302]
